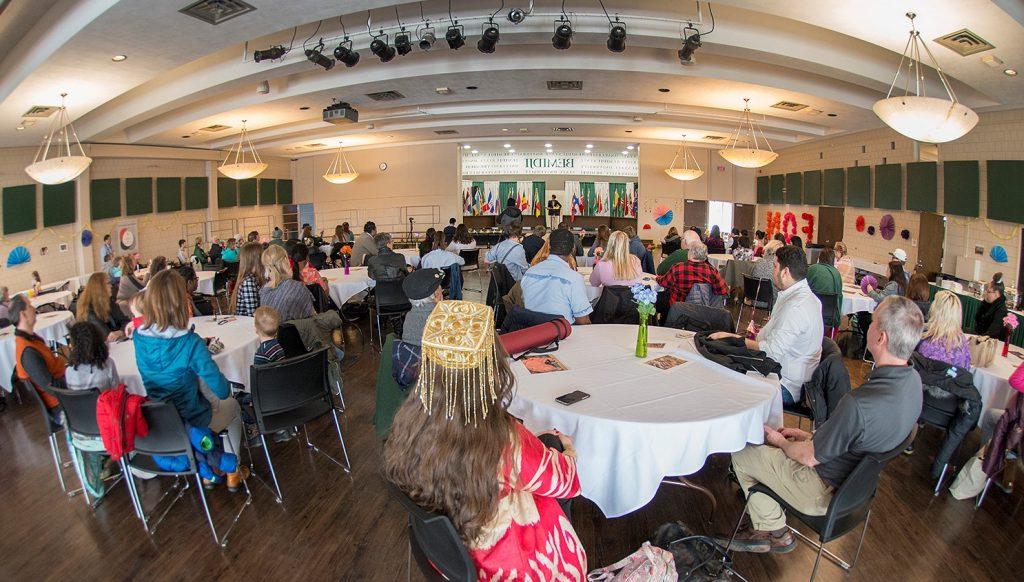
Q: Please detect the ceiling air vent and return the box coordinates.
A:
[547,81,583,90]
[934,29,994,56]
[179,0,255,25]
[553,127,574,132]
[198,124,231,133]
[23,105,58,118]
[703,135,726,141]
[366,90,406,102]
[434,130,459,135]
[771,101,808,112]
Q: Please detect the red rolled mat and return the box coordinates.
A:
[499,318,572,356]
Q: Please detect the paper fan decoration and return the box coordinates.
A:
[855,216,865,232]
[900,229,910,240]
[642,223,652,230]
[867,226,876,236]
[6,246,30,267]
[880,214,896,240]
[119,228,135,250]
[860,275,877,295]
[652,204,673,226]
[990,245,1008,263]
[81,229,93,247]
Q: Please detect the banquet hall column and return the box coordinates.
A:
[73,157,96,279]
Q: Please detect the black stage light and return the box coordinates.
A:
[305,43,334,70]
[477,22,500,53]
[333,39,360,67]
[395,30,413,56]
[678,32,701,65]
[370,34,396,62]
[254,45,286,62]
[446,24,465,49]
[418,25,436,50]
[552,19,572,50]
[607,21,626,53]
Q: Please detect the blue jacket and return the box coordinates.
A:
[133,325,230,428]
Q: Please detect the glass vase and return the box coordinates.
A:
[343,257,350,275]
[1003,336,1010,358]
[635,317,649,358]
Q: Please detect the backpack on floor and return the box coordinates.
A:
[650,521,737,581]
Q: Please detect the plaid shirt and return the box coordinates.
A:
[657,260,729,304]
[234,274,260,317]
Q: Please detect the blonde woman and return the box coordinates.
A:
[259,245,315,322]
[834,242,855,285]
[917,290,970,368]
[589,231,643,287]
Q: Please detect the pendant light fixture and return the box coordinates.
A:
[718,98,778,169]
[24,93,93,185]
[872,12,978,143]
[323,143,359,184]
[664,136,703,181]
[218,120,267,180]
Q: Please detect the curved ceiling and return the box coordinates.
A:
[0,0,1021,157]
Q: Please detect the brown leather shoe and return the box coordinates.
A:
[331,329,345,349]
[226,466,250,493]
[714,526,796,554]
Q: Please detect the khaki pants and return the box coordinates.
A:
[732,444,834,531]
[207,396,242,457]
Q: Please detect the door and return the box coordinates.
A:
[817,207,845,248]
[297,203,315,240]
[917,212,945,279]
[733,203,755,233]
[683,199,708,232]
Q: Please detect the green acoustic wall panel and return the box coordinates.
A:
[785,172,802,204]
[277,179,293,204]
[42,182,75,227]
[756,176,769,204]
[906,162,938,212]
[3,184,37,235]
[823,168,844,206]
[943,160,979,218]
[258,178,276,205]
[90,178,121,220]
[125,177,153,215]
[769,174,785,204]
[238,178,257,206]
[846,166,871,208]
[874,164,902,210]
[803,170,822,205]
[184,177,208,210]
[987,160,1024,224]
[217,177,237,208]
[156,177,182,213]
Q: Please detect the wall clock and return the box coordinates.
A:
[378,162,388,171]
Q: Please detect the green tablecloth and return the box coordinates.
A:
[929,283,1024,347]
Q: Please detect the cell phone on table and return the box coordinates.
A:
[555,390,590,406]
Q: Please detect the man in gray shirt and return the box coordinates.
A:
[352,221,378,267]
[717,295,923,554]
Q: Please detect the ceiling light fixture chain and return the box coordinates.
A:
[323,143,359,184]
[718,97,778,168]
[665,134,703,181]
[24,93,93,185]
[218,120,268,180]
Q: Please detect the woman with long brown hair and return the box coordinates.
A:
[588,224,611,258]
[446,223,477,253]
[383,301,584,579]
[116,255,144,312]
[144,256,167,285]
[229,242,266,316]
[334,222,354,244]
[420,230,465,270]
[76,272,129,341]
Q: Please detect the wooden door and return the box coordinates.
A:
[916,212,945,279]
[733,203,755,233]
[684,199,708,231]
[817,206,845,248]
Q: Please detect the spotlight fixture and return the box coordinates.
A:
[585,143,593,149]
[503,144,511,148]
[395,29,413,56]
[507,1,533,25]
[254,45,287,62]
[370,32,396,62]
[111,54,127,62]
[304,41,334,70]
[446,23,465,49]
[552,18,573,50]
[333,39,360,67]
[607,20,626,53]
[417,23,436,50]
[463,144,471,149]
[478,21,500,53]
[678,25,701,65]
[544,143,552,147]
[1005,68,1018,76]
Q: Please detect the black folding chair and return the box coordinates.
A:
[736,274,774,332]
[814,292,841,340]
[275,323,309,358]
[201,269,229,315]
[48,387,125,509]
[389,484,478,582]
[24,380,77,496]
[459,249,482,293]
[370,278,411,351]
[123,400,250,548]
[726,430,915,581]
[248,347,351,503]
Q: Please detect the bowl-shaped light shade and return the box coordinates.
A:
[218,162,268,180]
[24,155,92,185]
[664,168,704,181]
[872,96,978,143]
[718,148,778,169]
[323,172,359,184]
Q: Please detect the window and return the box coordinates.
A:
[707,200,733,235]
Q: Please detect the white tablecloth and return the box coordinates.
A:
[576,266,602,302]
[0,311,75,392]
[321,267,376,306]
[133,268,215,295]
[970,345,1023,427]
[29,290,73,309]
[397,248,421,269]
[509,324,783,518]
[841,285,876,316]
[851,258,889,276]
[708,254,735,269]
[111,316,260,396]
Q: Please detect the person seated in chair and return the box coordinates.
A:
[917,291,970,369]
[11,295,66,420]
[367,232,411,282]
[522,225,547,264]
[485,226,529,282]
[589,231,644,288]
[657,241,728,305]
[975,273,1010,341]
[390,269,444,389]
[806,249,843,326]
[421,231,465,270]
[521,229,592,325]
[177,266,213,317]
[352,221,379,268]
[656,229,700,276]
[715,296,923,553]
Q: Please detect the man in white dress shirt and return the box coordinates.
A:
[712,245,822,405]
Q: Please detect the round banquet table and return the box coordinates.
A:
[0,310,75,392]
[29,290,73,309]
[707,254,735,269]
[575,266,602,302]
[134,268,215,295]
[111,316,259,396]
[508,324,783,518]
[841,285,876,316]
[397,248,421,269]
[321,267,376,306]
[969,339,1023,427]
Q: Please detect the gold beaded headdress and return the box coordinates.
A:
[417,300,499,425]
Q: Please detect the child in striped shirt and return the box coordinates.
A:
[253,306,284,365]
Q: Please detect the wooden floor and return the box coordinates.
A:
[2,314,1023,581]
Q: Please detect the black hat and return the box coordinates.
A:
[549,229,575,256]
[402,268,443,300]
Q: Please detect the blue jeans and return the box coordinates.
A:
[781,387,796,406]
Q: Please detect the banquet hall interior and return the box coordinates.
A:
[1,0,1023,580]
